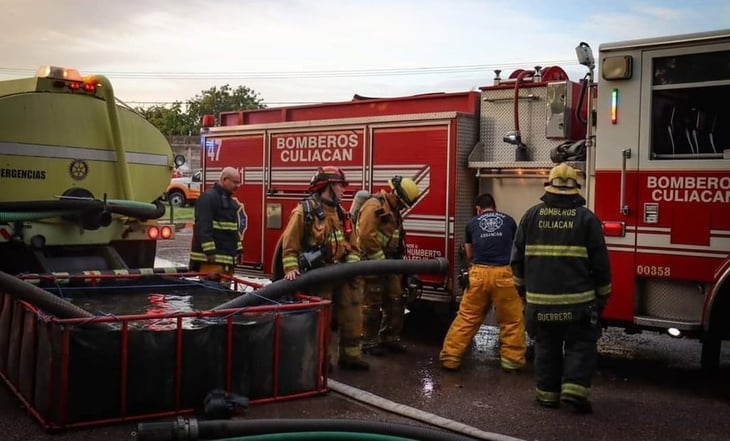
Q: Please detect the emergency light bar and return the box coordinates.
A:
[36,65,97,94]
[36,65,83,82]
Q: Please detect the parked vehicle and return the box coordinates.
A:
[200,29,730,369]
[0,65,176,274]
[165,169,202,207]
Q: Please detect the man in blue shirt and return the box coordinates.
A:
[440,193,526,372]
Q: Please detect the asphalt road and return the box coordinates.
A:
[2,228,729,440]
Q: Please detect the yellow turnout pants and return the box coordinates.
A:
[440,264,526,370]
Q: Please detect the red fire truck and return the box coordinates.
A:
[200,29,730,369]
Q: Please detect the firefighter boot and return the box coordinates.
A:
[536,389,560,409]
[561,395,593,414]
[338,346,370,370]
[381,340,407,354]
[362,344,386,356]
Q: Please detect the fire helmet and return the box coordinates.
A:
[544,163,581,195]
[309,166,348,193]
[389,175,420,207]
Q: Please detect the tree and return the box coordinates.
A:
[136,102,190,136]
[187,84,265,131]
[136,84,266,136]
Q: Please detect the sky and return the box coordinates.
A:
[2,0,729,108]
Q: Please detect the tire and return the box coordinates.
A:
[167,190,187,207]
[701,335,721,372]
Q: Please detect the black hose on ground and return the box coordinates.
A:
[136,417,478,441]
[0,271,112,330]
[213,257,449,310]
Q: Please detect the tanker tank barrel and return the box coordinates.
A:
[213,257,449,311]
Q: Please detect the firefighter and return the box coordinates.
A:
[439,193,526,372]
[356,175,421,356]
[280,166,369,371]
[511,163,611,414]
[189,167,243,276]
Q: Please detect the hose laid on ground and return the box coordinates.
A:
[213,257,449,311]
[328,379,525,441]
[208,433,412,440]
[136,416,478,441]
[0,271,112,329]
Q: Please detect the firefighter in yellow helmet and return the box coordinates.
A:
[440,193,526,372]
[280,166,369,371]
[355,175,421,356]
[511,163,611,413]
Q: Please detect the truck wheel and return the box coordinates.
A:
[701,335,721,372]
[168,190,187,207]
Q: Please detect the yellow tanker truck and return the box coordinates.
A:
[0,66,178,274]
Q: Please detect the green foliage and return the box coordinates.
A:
[137,102,193,136]
[187,84,266,130]
[171,206,195,221]
[135,84,266,136]
[162,204,195,221]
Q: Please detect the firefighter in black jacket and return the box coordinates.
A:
[511,163,611,414]
[190,167,244,276]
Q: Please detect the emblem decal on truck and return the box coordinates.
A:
[69,159,88,180]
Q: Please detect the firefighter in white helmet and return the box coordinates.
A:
[355,175,421,355]
[511,163,611,413]
[280,166,369,371]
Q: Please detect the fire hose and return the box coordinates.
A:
[0,271,112,329]
[213,257,449,310]
[136,416,484,441]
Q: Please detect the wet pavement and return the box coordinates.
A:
[2,228,730,440]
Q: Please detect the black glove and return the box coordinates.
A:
[457,269,469,290]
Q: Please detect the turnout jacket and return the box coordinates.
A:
[357,191,404,261]
[511,192,611,308]
[190,183,243,268]
[281,195,360,274]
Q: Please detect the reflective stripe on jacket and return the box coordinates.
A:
[511,192,611,307]
[190,183,243,268]
[280,196,359,274]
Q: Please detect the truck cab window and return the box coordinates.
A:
[650,50,730,160]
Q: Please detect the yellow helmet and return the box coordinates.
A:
[544,163,581,195]
[389,175,421,207]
